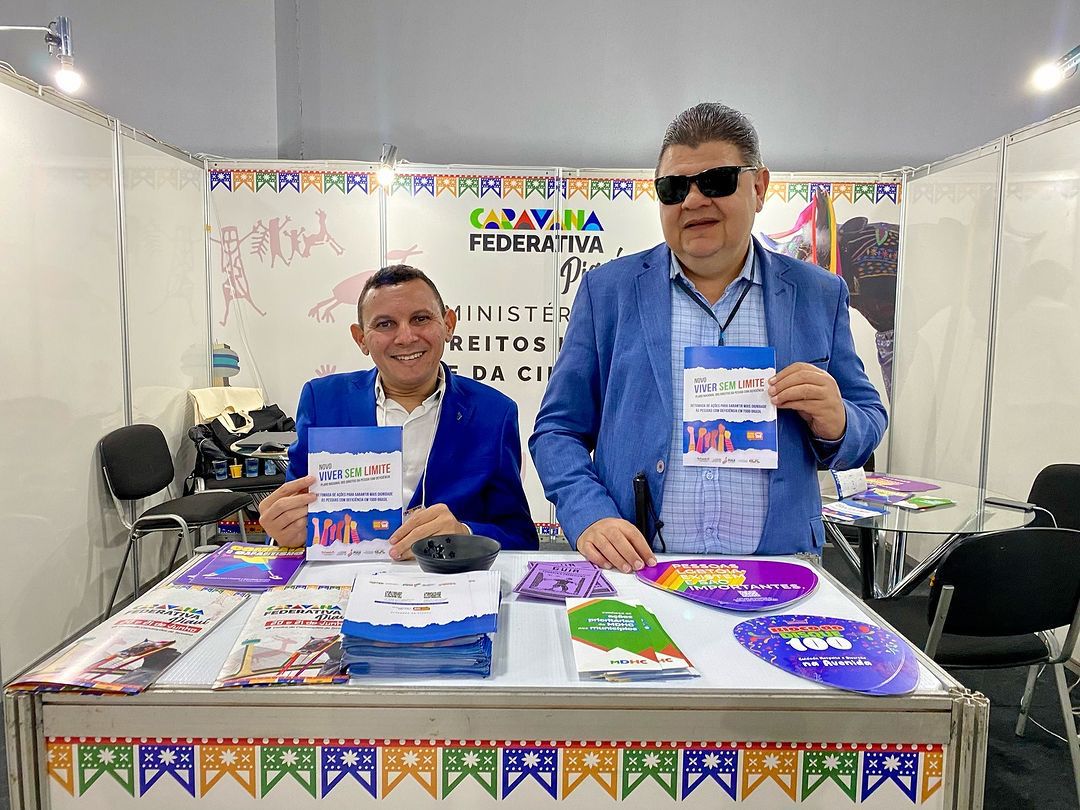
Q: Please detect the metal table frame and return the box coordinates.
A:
[821,475,1035,600]
[823,521,965,600]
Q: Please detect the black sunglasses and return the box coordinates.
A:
[654,165,758,205]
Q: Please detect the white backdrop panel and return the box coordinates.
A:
[386,169,562,523]
[986,117,1080,498]
[209,167,899,528]
[209,163,381,415]
[0,83,126,680]
[890,148,1001,486]
[889,152,997,486]
[123,137,210,486]
[121,135,211,585]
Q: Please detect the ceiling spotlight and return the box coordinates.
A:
[376,143,399,186]
[0,15,83,94]
[49,17,82,93]
[1031,43,1080,92]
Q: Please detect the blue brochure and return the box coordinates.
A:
[306,426,403,561]
[682,346,778,469]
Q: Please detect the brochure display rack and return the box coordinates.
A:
[5,553,988,809]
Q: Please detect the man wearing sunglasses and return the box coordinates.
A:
[531,103,886,574]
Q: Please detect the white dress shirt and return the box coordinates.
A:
[374,370,445,508]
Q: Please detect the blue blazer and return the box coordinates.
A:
[530,240,886,555]
[287,365,537,550]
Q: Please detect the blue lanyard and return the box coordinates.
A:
[672,261,755,347]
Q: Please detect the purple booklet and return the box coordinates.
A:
[530,560,616,595]
[514,561,616,601]
[175,543,305,591]
[864,474,940,494]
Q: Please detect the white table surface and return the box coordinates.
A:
[157,551,951,697]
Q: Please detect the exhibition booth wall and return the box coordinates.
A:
[891,106,1080,501]
[0,73,211,681]
[8,66,1079,683]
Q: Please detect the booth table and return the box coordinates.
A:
[5,552,988,809]
[819,474,1034,599]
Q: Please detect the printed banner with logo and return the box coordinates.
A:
[209,166,900,524]
[208,164,382,423]
[384,170,563,520]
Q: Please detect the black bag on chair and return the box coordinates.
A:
[186,404,295,491]
[207,404,295,452]
[187,423,229,482]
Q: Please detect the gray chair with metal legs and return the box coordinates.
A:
[100,424,252,617]
[869,527,1080,808]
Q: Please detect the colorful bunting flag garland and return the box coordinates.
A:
[46,736,946,803]
[199,741,256,798]
[562,745,618,799]
[208,168,904,204]
[382,745,438,799]
[320,743,376,798]
[503,745,558,799]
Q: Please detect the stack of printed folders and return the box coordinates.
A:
[8,585,245,695]
[341,569,501,678]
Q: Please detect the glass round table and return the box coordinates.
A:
[819,473,1035,598]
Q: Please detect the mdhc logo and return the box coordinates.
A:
[468,208,605,254]
[469,208,604,231]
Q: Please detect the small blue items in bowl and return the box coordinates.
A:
[412,534,501,574]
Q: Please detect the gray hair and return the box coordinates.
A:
[657,103,763,169]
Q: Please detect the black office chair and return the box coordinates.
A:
[100,424,253,616]
[1028,464,1080,529]
[869,527,1080,807]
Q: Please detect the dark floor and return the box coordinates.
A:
[1,549,1077,809]
[823,544,1079,810]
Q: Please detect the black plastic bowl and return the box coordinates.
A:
[412,534,501,573]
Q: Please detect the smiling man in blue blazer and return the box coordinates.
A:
[531,103,886,573]
[259,265,537,557]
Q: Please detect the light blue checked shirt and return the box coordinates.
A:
[658,245,770,554]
